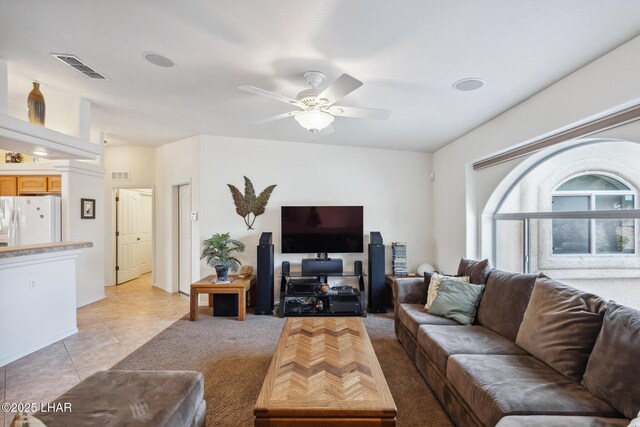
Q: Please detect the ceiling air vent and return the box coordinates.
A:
[111,171,130,181]
[51,54,107,80]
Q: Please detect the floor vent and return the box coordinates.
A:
[111,171,130,181]
[51,54,108,80]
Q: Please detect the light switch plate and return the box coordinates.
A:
[191,211,198,221]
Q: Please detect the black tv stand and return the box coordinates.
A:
[279,262,366,318]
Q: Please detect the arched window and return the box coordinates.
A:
[552,173,635,255]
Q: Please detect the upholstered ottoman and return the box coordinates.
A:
[34,370,206,427]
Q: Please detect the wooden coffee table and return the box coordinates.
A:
[254,317,397,426]
[190,274,256,321]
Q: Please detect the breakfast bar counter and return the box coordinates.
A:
[0,241,92,258]
[0,241,92,366]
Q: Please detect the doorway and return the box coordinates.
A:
[178,184,191,295]
[115,188,153,284]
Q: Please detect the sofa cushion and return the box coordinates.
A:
[35,370,204,427]
[417,325,527,375]
[477,269,537,341]
[515,277,607,381]
[428,278,485,325]
[398,303,458,337]
[457,258,492,284]
[423,271,433,288]
[495,415,629,427]
[425,273,469,310]
[447,355,620,427]
[583,302,640,420]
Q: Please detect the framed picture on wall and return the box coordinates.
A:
[81,198,95,219]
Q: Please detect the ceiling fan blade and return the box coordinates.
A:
[328,106,391,120]
[239,85,303,108]
[253,111,297,125]
[317,74,363,106]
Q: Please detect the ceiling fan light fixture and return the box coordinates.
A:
[294,111,334,133]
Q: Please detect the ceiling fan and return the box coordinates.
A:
[239,71,391,134]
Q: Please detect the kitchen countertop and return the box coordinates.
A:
[0,241,92,258]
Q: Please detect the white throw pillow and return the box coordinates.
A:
[425,273,469,310]
[10,412,48,427]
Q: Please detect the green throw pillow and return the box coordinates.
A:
[428,278,485,325]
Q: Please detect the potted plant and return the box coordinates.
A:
[201,233,245,282]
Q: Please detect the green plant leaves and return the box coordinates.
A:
[200,232,245,272]
[227,176,276,230]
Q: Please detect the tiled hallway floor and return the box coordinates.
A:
[1,273,189,426]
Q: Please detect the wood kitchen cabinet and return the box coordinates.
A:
[47,175,62,193]
[0,175,61,195]
[17,176,48,194]
[0,176,17,196]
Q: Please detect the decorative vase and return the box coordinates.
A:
[215,265,229,282]
[27,82,45,126]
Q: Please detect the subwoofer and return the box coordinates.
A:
[256,232,274,315]
[368,232,386,313]
[213,294,238,317]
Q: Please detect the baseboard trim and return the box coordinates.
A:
[0,327,78,367]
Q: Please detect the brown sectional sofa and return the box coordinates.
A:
[393,258,639,427]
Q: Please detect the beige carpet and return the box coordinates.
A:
[113,308,454,427]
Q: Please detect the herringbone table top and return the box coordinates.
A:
[255,317,397,421]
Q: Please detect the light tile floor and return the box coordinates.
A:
[1,273,189,426]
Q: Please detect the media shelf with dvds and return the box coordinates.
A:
[392,242,408,276]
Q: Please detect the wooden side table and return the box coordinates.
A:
[190,274,257,321]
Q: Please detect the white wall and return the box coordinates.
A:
[154,136,200,292]
[103,145,156,285]
[432,34,640,273]
[104,145,156,187]
[196,135,433,295]
[53,160,106,306]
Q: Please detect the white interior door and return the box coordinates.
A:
[117,189,141,284]
[138,192,153,274]
[178,184,191,295]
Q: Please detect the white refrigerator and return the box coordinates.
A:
[0,196,62,246]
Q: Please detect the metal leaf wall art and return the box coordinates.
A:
[228,176,277,230]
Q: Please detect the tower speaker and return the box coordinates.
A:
[370,231,383,245]
[259,232,272,245]
[256,232,274,315]
[368,232,386,313]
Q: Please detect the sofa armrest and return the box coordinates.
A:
[391,277,427,335]
[392,277,427,306]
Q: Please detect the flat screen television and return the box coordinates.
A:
[281,206,363,254]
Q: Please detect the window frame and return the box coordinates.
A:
[551,173,636,256]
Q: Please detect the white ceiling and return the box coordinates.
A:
[1,1,639,152]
